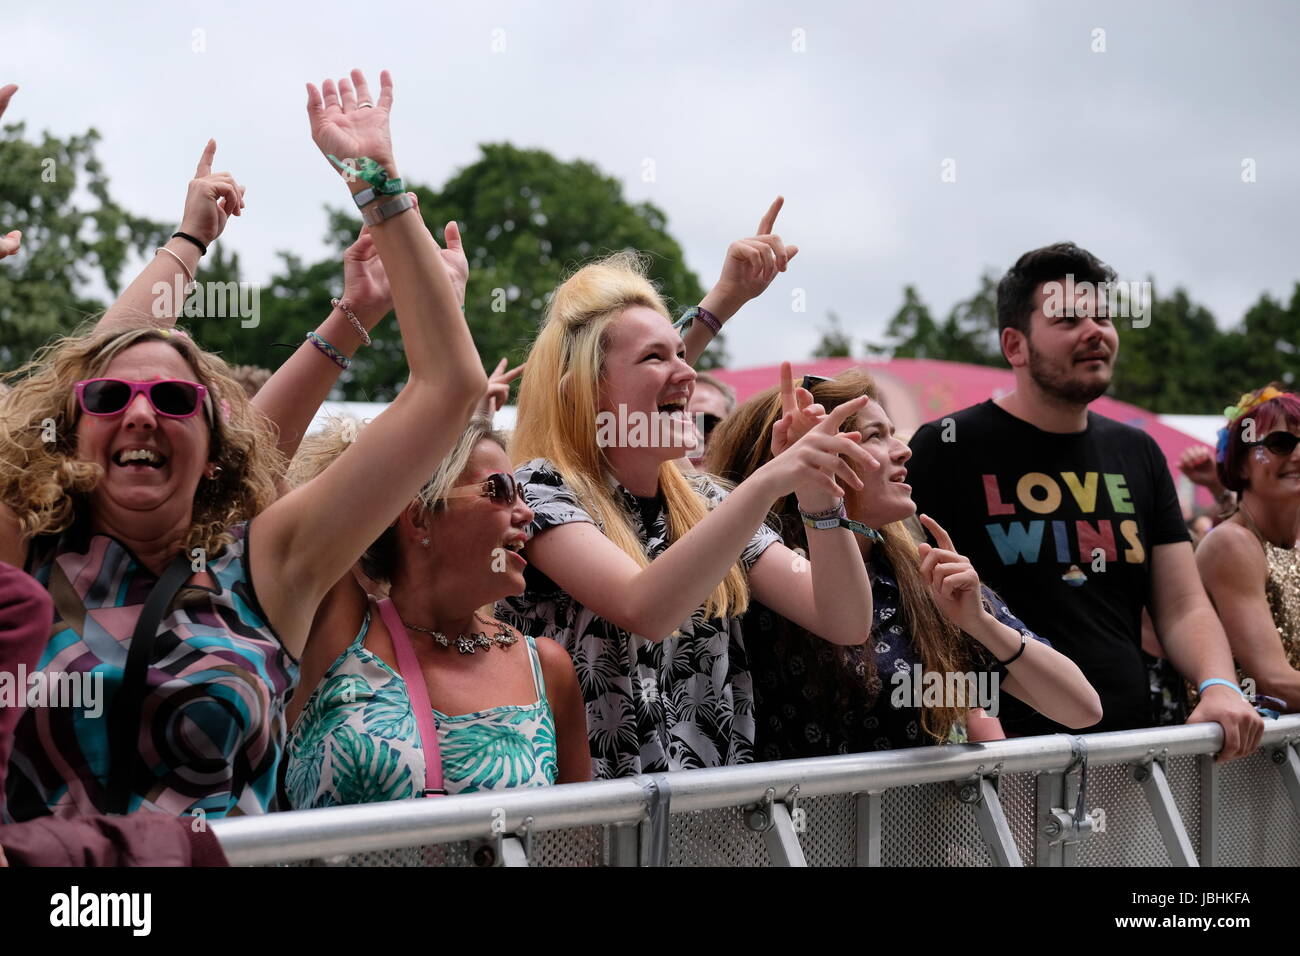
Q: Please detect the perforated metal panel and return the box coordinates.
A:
[997,771,1041,866]
[881,783,993,866]
[530,825,606,867]
[1166,755,1201,855]
[668,806,773,866]
[1217,751,1300,867]
[795,793,857,866]
[1075,762,1172,866]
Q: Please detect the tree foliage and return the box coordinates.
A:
[1,136,717,396]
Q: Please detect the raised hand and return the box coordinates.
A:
[179,140,247,247]
[759,395,876,510]
[480,357,526,416]
[340,228,393,329]
[712,196,800,311]
[0,85,20,260]
[771,361,825,456]
[305,69,397,176]
[917,514,986,633]
[1178,445,1222,492]
[438,220,469,306]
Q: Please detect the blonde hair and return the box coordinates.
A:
[289,413,506,583]
[705,368,973,742]
[0,320,282,556]
[511,251,749,619]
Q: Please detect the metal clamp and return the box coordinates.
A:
[1042,736,1096,848]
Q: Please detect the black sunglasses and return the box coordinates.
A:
[1259,431,1300,457]
[444,472,520,506]
[800,374,831,391]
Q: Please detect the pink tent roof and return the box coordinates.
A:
[707,357,1214,513]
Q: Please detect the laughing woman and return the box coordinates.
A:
[705,367,1102,756]
[0,69,487,819]
[500,253,878,779]
[1196,385,1300,712]
[283,415,589,805]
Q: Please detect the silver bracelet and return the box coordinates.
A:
[331,298,371,346]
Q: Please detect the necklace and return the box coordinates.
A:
[400,611,519,654]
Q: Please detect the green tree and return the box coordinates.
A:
[868,285,940,357]
[935,271,1001,366]
[1111,284,1224,412]
[0,122,168,366]
[812,310,853,357]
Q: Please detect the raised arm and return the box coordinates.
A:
[96,141,246,333]
[526,398,872,642]
[914,515,1103,728]
[251,70,486,658]
[684,196,798,366]
[0,85,22,259]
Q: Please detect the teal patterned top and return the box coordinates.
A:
[285,613,557,808]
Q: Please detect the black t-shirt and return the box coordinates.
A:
[906,400,1190,736]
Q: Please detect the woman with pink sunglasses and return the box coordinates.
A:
[0,69,487,821]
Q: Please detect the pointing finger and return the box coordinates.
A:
[195,139,216,178]
[757,195,784,236]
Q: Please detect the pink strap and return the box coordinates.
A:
[375,598,445,796]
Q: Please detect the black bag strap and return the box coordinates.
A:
[105,552,194,815]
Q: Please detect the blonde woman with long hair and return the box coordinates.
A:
[706,366,1102,757]
[282,414,590,805]
[0,70,487,819]
[500,251,878,779]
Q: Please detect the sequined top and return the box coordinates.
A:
[1244,517,1300,671]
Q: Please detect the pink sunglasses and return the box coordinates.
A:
[74,378,210,420]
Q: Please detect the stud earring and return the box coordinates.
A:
[421,537,430,547]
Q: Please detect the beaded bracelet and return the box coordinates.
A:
[331,298,372,346]
[306,330,351,370]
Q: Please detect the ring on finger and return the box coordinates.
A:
[357,101,375,109]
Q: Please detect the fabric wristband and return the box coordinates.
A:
[306,330,351,370]
[674,306,722,336]
[326,154,405,197]
[1198,678,1244,697]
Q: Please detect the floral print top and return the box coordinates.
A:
[497,458,782,780]
[747,555,1050,759]
[285,614,557,807]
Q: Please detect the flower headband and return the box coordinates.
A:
[1216,386,1290,463]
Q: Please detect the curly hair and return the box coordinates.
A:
[0,320,283,557]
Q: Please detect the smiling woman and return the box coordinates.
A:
[0,67,490,821]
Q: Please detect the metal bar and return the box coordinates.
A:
[1137,761,1198,867]
[1198,754,1218,867]
[1035,771,1065,867]
[1273,742,1300,820]
[637,774,671,868]
[1061,768,1080,867]
[499,836,529,867]
[607,823,638,867]
[762,802,809,867]
[972,777,1022,867]
[211,716,1300,866]
[214,779,649,866]
[855,791,882,867]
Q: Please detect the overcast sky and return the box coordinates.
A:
[5,0,1298,368]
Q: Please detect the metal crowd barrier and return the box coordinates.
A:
[212,715,1300,867]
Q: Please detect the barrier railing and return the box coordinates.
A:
[212,715,1300,866]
